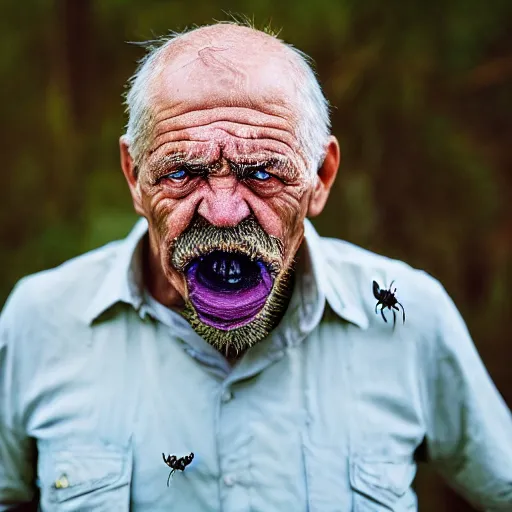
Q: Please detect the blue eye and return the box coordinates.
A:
[250,168,271,181]
[164,167,188,180]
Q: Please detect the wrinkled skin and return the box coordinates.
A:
[120,24,340,357]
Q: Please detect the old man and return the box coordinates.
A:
[1,22,511,511]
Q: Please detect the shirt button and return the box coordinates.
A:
[54,474,69,489]
[221,390,233,403]
[223,475,236,486]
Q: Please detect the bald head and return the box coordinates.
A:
[151,24,304,106]
[151,24,305,121]
[154,23,290,63]
[124,22,330,178]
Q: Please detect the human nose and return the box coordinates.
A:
[197,176,251,227]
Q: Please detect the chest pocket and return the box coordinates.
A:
[303,435,416,512]
[37,442,132,512]
[349,458,417,511]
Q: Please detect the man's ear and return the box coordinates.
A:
[120,136,145,216]
[307,136,340,217]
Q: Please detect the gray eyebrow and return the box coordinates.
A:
[229,158,300,182]
[148,154,209,172]
[146,154,214,180]
[147,153,301,182]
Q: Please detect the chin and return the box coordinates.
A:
[169,216,294,353]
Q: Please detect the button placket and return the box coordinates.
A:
[218,384,251,511]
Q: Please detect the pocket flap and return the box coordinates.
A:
[349,458,416,507]
[39,443,130,503]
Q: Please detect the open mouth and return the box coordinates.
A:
[185,251,273,330]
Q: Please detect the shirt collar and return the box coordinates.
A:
[303,219,369,329]
[82,217,147,324]
[83,217,369,330]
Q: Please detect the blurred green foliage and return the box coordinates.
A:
[2,1,511,510]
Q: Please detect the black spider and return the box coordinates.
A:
[162,452,194,486]
[372,280,406,327]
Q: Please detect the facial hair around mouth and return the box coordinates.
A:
[170,215,293,354]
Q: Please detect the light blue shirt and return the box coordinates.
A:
[1,218,511,511]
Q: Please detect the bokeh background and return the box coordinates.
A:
[2,1,511,510]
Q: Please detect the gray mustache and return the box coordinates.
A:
[170,215,284,275]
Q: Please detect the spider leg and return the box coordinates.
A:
[397,302,406,324]
[167,470,173,487]
[375,301,381,314]
[372,281,381,300]
[392,308,396,329]
[389,280,395,290]
[162,453,168,465]
[380,305,388,323]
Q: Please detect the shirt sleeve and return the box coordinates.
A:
[0,282,38,510]
[423,281,512,511]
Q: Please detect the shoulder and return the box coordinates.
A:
[319,236,445,303]
[1,240,122,330]
[318,236,468,376]
[322,237,483,375]
[316,235,453,340]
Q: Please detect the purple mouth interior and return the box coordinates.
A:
[186,251,273,330]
